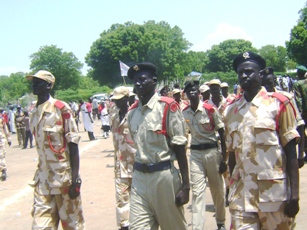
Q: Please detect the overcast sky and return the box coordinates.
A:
[0,0,305,75]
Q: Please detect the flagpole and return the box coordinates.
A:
[122,75,126,85]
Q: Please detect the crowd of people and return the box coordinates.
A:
[0,51,306,230]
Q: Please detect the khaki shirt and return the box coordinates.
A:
[182,101,224,145]
[223,87,299,212]
[127,93,187,164]
[29,97,81,195]
[111,111,136,178]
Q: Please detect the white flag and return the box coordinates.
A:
[119,60,129,77]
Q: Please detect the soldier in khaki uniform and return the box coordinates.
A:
[207,79,228,116]
[110,86,136,230]
[199,84,210,101]
[26,70,85,230]
[15,105,26,147]
[127,62,190,230]
[182,80,227,230]
[0,110,11,181]
[224,52,300,229]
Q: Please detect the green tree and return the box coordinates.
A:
[186,51,208,73]
[0,72,29,104]
[286,3,307,67]
[258,45,287,72]
[29,45,83,91]
[85,21,191,87]
[206,39,257,72]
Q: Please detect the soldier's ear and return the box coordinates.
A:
[46,83,52,90]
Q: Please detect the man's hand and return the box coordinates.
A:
[284,199,299,218]
[175,187,190,207]
[69,183,81,199]
[298,158,305,168]
[219,161,227,174]
[8,142,11,147]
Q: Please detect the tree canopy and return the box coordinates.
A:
[258,45,287,72]
[286,2,307,67]
[205,39,257,72]
[29,45,83,91]
[85,21,191,87]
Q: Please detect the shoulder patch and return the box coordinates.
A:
[203,102,215,114]
[62,112,71,119]
[170,102,179,112]
[128,101,139,111]
[159,96,175,104]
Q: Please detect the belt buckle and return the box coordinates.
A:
[142,164,150,173]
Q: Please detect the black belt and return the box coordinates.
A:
[134,161,171,173]
[190,143,217,150]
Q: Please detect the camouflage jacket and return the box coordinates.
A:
[223,87,299,212]
[111,112,136,178]
[0,117,11,148]
[293,79,307,115]
[29,97,81,195]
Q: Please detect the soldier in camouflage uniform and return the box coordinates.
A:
[261,67,305,168]
[293,65,307,159]
[0,109,11,181]
[127,62,190,230]
[26,70,85,230]
[110,86,136,230]
[224,52,300,229]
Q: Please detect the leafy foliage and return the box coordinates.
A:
[85,21,191,87]
[258,45,287,72]
[286,3,307,67]
[29,45,83,91]
[206,39,257,72]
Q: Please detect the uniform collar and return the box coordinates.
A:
[138,93,159,110]
[237,87,267,111]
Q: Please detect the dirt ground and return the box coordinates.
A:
[0,119,306,230]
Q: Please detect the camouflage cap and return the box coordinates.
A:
[26,70,55,88]
[199,84,210,93]
[209,79,221,86]
[220,82,229,88]
[110,86,130,100]
[172,88,181,95]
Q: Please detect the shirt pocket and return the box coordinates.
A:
[257,169,287,202]
[227,123,239,150]
[146,122,164,145]
[43,125,64,150]
[48,161,71,188]
[254,118,279,146]
[199,117,214,131]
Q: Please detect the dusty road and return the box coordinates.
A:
[0,119,306,230]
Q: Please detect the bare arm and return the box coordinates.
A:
[173,144,190,206]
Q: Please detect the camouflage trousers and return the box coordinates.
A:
[16,127,25,146]
[230,204,292,230]
[0,147,6,171]
[31,186,85,230]
[115,176,132,228]
[190,148,225,230]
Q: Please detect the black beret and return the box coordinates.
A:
[260,67,274,76]
[233,51,266,73]
[127,62,157,80]
[183,80,200,93]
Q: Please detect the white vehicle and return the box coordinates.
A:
[92,93,109,103]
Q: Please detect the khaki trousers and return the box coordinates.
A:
[130,165,188,230]
[190,147,225,230]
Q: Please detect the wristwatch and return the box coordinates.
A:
[74,177,82,185]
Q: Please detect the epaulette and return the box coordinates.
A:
[270,92,289,104]
[227,94,242,106]
[183,104,190,111]
[159,96,174,104]
[54,100,66,110]
[202,102,215,114]
[128,101,139,111]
